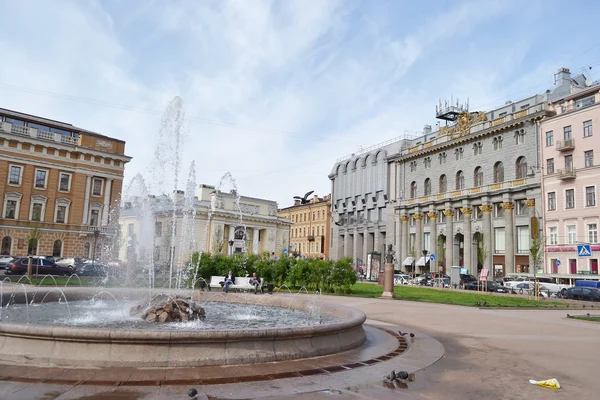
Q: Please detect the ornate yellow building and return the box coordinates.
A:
[279,194,331,258]
[0,108,131,259]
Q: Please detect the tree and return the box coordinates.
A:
[530,235,544,299]
[476,233,488,273]
[212,225,225,254]
[26,226,43,256]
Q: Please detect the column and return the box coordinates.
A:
[344,231,352,259]
[461,207,473,275]
[374,230,383,256]
[427,211,437,273]
[501,202,515,274]
[414,213,423,270]
[228,224,235,255]
[443,210,454,271]
[400,216,409,267]
[252,228,259,254]
[82,176,91,224]
[480,205,493,272]
[395,217,401,265]
[101,179,113,225]
[362,232,369,265]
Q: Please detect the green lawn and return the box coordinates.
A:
[344,283,564,308]
[568,315,600,323]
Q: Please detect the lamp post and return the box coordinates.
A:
[228,240,234,256]
[92,229,101,265]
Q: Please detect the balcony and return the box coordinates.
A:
[0,122,79,146]
[556,139,575,151]
[307,235,315,242]
[556,168,576,180]
[87,226,116,235]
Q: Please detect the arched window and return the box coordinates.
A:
[1,236,11,255]
[439,175,447,193]
[410,181,417,199]
[516,156,527,179]
[424,178,431,196]
[52,240,62,257]
[456,171,464,190]
[494,162,504,183]
[84,242,91,258]
[474,166,483,187]
[27,238,38,256]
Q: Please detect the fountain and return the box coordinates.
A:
[0,96,367,370]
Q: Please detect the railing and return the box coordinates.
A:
[556,168,576,180]
[1,122,79,146]
[556,139,575,151]
[87,226,115,234]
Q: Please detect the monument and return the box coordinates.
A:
[381,244,396,299]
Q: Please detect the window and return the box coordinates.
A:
[4,200,17,219]
[567,225,576,245]
[8,165,22,186]
[586,186,596,206]
[424,178,431,196]
[52,240,63,258]
[548,227,558,245]
[474,166,483,187]
[585,150,594,167]
[565,189,575,209]
[424,157,432,169]
[583,120,593,137]
[410,161,417,172]
[423,212,430,224]
[155,222,163,237]
[34,169,48,189]
[563,125,572,140]
[439,175,447,193]
[92,178,104,196]
[1,237,11,255]
[494,203,504,218]
[516,199,527,216]
[515,132,525,144]
[515,156,527,179]
[494,227,505,254]
[56,205,67,223]
[84,242,91,258]
[547,192,556,211]
[423,232,431,252]
[589,224,598,244]
[456,170,464,190]
[438,152,446,165]
[58,173,71,192]
[473,206,482,220]
[90,209,100,226]
[493,136,503,150]
[438,210,446,223]
[410,181,417,199]
[5,117,25,126]
[546,158,554,174]
[565,155,573,170]
[493,161,504,183]
[31,203,43,222]
[545,131,554,146]
[455,148,463,160]
[473,142,482,155]
[517,226,530,253]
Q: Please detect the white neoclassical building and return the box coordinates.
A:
[118,184,291,268]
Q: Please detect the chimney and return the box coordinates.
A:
[555,67,571,87]
[313,194,319,203]
[294,199,301,206]
[173,190,185,203]
[423,125,432,135]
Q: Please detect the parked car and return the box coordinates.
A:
[76,263,109,277]
[0,255,15,270]
[464,281,507,293]
[505,276,571,296]
[5,257,75,276]
[495,276,514,286]
[564,287,600,301]
[460,274,477,284]
[429,277,450,288]
[56,257,85,270]
[394,274,410,284]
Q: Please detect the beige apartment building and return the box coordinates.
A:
[541,80,600,275]
[0,108,131,259]
[279,194,331,258]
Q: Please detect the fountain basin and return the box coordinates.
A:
[0,288,366,367]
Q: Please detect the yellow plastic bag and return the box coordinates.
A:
[529,378,561,389]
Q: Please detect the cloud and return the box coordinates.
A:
[1,0,597,209]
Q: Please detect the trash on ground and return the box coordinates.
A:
[529,378,561,389]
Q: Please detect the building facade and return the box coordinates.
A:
[279,194,331,258]
[0,108,130,259]
[119,184,292,268]
[541,82,600,275]
[328,137,413,268]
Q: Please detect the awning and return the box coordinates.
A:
[402,257,414,266]
[416,256,429,267]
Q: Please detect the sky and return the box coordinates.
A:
[1,0,600,207]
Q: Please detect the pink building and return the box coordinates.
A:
[541,72,600,276]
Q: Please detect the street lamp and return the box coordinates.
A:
[92,229,101,265]
[228,240,234,256]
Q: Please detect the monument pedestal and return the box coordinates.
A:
[381,263,396,299]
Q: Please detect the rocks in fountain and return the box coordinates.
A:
[130,294,205,323]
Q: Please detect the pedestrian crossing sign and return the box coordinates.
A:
[577,244,592,257]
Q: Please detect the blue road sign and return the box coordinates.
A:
[577,244,592,257]
[430,253,436,261]
[283,249,288,255]
[556,259,561,267]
